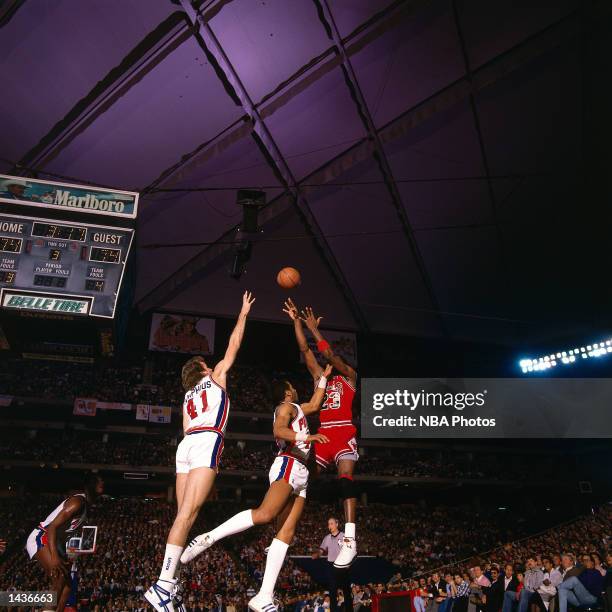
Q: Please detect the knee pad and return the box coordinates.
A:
[338,475,357,500]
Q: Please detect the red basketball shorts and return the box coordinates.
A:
[314,424,359,469]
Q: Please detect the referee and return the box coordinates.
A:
[316,517,353,612]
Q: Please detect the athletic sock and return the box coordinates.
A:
[259,538,289,599]
[159,543,183,581]
[209,509,254,543]
[344,522,356,539]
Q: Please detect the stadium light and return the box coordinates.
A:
[519,336,612,373]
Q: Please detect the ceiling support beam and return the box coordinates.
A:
[142,0,369,331]
[138,8,581,318]
[450,0,508,275]
[315,0,448,337]
[12,11,192,174]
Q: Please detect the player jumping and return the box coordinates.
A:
[145,291,255,612]
[283,299,359,568]
[180,364,333,612]
[25,473,104,612]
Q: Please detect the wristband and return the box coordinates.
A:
[295,431,309,442]
[317,376,328,389]
[317,340,330,353]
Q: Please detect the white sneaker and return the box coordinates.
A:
[180,532,215,563]
[144,579,176,612]
[248,593,278,612]
[333,537,357,568]
[172,581,186,612]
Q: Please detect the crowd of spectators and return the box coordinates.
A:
[2,492,609,611]
[0,357,275,414]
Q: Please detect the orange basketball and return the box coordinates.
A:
[277,267,301,289]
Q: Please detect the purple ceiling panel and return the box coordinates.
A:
[457,0,580,70]
[476,41,582,176]
[209,0,331,103]
[165,209,357,329]
[349,0,464,129]
[0,0,175,164]
[263,67,366,180]
[415,226,506,321]
[43,38,245,189]
[396,179,493,230]
[134,244,203,303]
[327,0,397,38]
[306,158,403,234]
[327,232,441,335]
[383,100,483,180]
[139,130,284,228]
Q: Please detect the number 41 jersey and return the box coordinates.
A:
[183,375,230,435]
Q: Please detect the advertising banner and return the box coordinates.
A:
[0,174,138,219]
[149,312,215,355]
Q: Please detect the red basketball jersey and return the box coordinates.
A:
[319,375,356,426]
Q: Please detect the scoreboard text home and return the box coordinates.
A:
[0,175,137,319]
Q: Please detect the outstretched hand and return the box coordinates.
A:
[282,298,299,321]
[241,291,255,315]
[323,363,333,378]
[300,306,323,331]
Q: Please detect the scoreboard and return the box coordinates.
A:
[0,213,134,318]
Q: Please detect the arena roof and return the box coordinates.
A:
[1,0,607,345]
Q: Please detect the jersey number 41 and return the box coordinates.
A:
[186,391,209,419]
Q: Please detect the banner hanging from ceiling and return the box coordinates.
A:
[149,312,215,355]
[0,174,138,219]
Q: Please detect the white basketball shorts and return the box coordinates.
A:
[176,430,224,474]
[268,455,308,498]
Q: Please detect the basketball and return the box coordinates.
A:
[277,267,301,289]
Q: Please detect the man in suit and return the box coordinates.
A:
[429,573,449,612]
[484,566,505,612]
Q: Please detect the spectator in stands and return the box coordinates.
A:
[414,577,429,612]
[533,557,561,612]
[557,553,603,612]
[438,573,454,612]
[429,572,448,608]
[483,565,502,612]
[452,574,471,612]
[559,553,581,581]
[603,554,612,612]
[503,559,542,612]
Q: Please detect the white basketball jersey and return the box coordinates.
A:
[183,375,230,435]
[40,494,87,532]
[274,402,311,463]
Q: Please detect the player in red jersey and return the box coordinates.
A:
[283,299,359,568]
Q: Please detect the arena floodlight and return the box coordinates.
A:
[518,336,612,374]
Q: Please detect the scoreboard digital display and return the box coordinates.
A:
[0,213,134,318]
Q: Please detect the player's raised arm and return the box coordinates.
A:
[283,298,323,381]
[301,306,357,385]
[213,291,255,385]
[45,496,84,579]
[273,401,329,444]
[300,363,333,416]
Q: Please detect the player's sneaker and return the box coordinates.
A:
[248,593,278,612]
[333,537,357,568]
[180,532,214,563]
[172,581,186,612]
[144,578,176,612]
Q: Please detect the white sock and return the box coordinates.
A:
[160,543,183,581]
[344,522,356,539]
[259,538,289,599]
[209,509,254,543]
